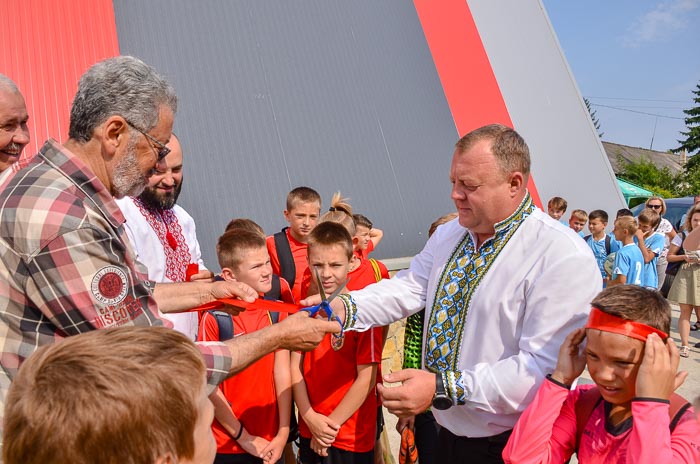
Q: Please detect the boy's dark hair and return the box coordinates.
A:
[225,218,265,237]
[217,229,267,269]
[637,207,661,229]
[307,222,354,259]
[591,285,671,335]
[4,326,206,464]
[548,196,568,212]
[353,214,373,230]
[614,216,638,235]
[588,210,608,223]
[616,208,634,219]
[286,186,321,211]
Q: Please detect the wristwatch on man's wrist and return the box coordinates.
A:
[432,373,454,410]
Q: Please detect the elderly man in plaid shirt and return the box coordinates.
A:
[0,56,339,436]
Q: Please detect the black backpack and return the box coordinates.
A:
[273,227,296,288]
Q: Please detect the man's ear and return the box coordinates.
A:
[508,171,525,195]
[221,267,238,282]
[101,116,130,160]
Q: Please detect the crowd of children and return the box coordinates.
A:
[6,189,700,464]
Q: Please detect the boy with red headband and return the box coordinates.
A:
[503,285,700,463]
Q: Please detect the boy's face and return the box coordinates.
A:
[638,220,653,237]
[308,243,351,296]
[584,329,644,407]
[548,208,565,221]
[179,379,216,464]
[284,201,321,242]
[588,218,606,236]
[569,216,586,233]
[226,247,273,294]
[354,225,371,251]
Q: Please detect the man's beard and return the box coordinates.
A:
[112,138,148,199]
[138,179,182,210]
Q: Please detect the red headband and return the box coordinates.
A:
[585,307,668,342]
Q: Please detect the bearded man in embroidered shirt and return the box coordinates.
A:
[311,124,602,463]
[116,134,209,340]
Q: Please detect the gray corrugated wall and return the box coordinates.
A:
[113,0,458,270]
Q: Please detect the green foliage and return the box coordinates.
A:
[617,155,677,194]
[584,98,604,138]
[672,82,700,156]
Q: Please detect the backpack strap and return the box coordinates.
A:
[273,228,296,288]
[264,275,282,324]
[369,258,383,283]
[207,310,234,341]
[584,234,592,243]
[605,235,612,255]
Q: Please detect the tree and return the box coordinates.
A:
[616,155,677,195]
[672,81,700,156]
[584,97,603,138]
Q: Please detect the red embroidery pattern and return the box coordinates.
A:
[133,198,192,282]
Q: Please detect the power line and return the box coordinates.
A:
[585,95,687,103]
[589,103,685,120]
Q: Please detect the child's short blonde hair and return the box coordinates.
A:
[637,208,660,229]
[615,216,638,235]
[225,217,265,237]
[308,222,354,260]
[570,209,588,222]
[4,327,207,464]
[217,228,267,270]
[287,186,321,211]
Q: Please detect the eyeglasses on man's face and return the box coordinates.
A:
[123,119,170,162]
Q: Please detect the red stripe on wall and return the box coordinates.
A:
[413,0,542,208]
[0,0,120,168]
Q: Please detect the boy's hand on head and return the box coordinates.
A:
[551,328,587,386]
[636,333,688,400]
[278,312,341,351]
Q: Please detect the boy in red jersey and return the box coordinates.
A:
[291,222,383,464]
[267,187,322,303]
[200,229,291,464]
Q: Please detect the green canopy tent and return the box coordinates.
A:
[616,177,654,208]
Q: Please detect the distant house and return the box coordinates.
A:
[602,141,684,176]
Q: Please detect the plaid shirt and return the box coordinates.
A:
[0,140,231,416]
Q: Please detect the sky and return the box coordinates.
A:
[541,0,700,153]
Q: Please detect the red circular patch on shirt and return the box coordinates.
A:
[99,272,124,299]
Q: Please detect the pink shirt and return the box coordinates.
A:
[503,378,700,463]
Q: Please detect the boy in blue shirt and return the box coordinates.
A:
[635,208,665,289]
[568,209,588,237]
[608,216,644,286]
[584,210,620,287]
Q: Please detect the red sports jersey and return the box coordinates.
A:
[298,328,383,453]
[199,309,278,455]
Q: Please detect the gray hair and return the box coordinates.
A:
[0,74,20,93]
[69,56,177,142]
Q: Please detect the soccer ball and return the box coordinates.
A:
[604,252,616,276]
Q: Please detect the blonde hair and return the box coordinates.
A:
[645,196,667,215]
[320,192,355,236]
[615,216,638,235]
[307,222,354,260]
[217,228,267,270]
[428,212,458,237]
[4,327,206,464]
[570,209,588,221]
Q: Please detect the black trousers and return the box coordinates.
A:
[436,427,512,463]
[414,410,440,464]
[297,437,374,464]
